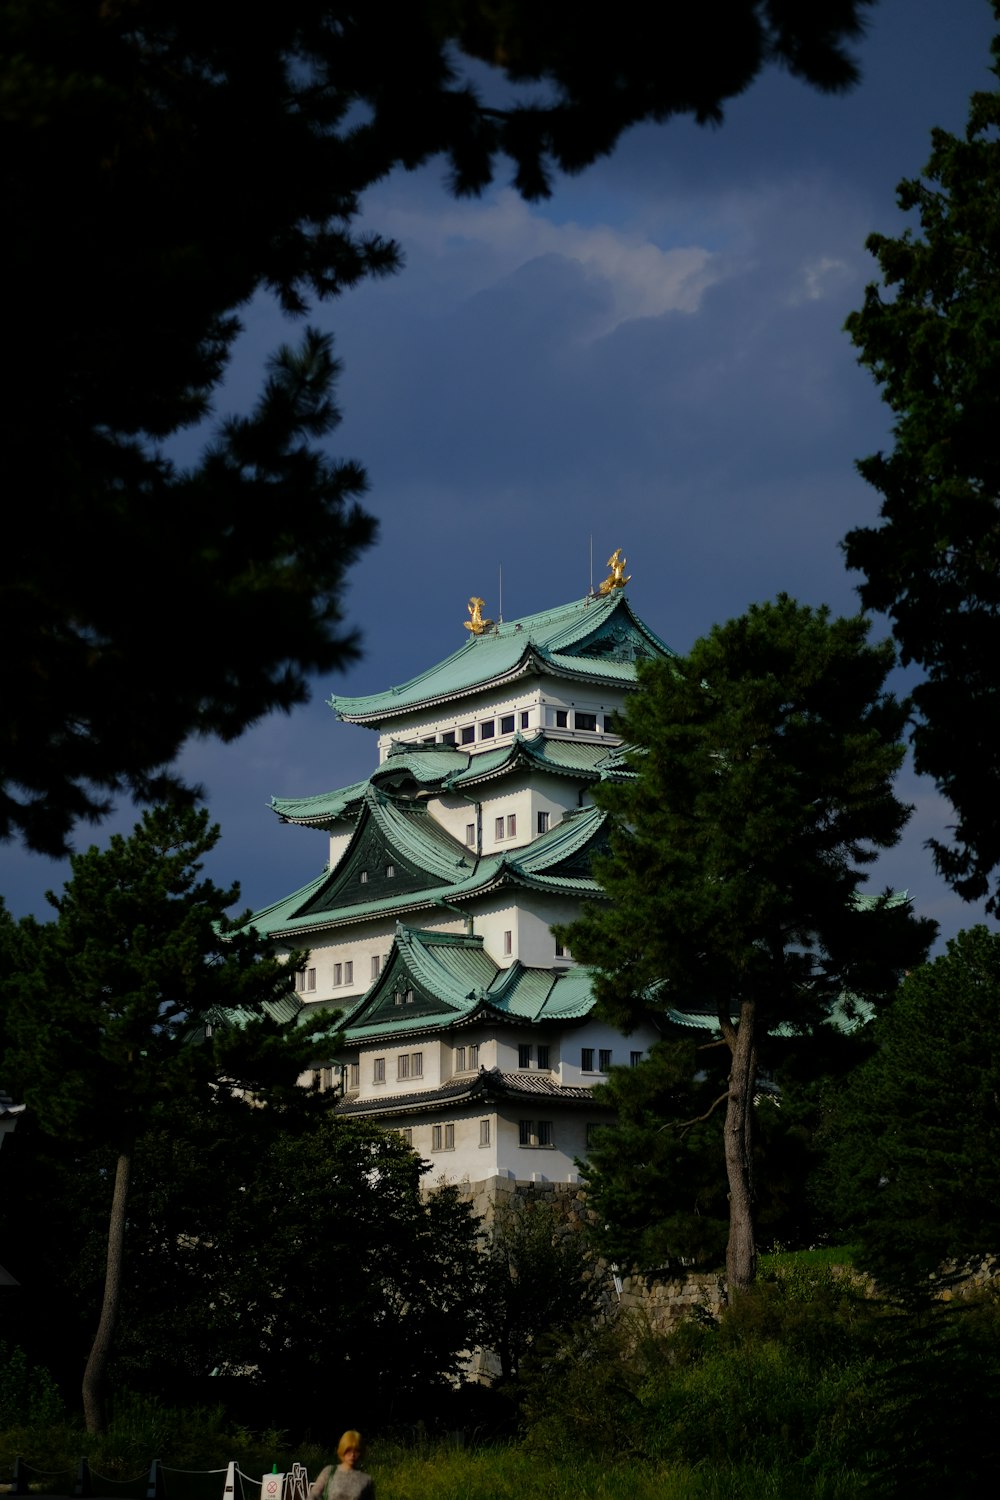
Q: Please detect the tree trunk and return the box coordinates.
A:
[721,998,758,1295]
[82,1147,131,1435]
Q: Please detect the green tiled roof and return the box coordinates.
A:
[335,926,599,1042]
[251,793,610,939]
[329,592,673,724]
[270,780,370,826]
[270,733,614,828]
[446,733,611,788]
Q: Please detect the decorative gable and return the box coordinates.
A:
[574,615,656,663]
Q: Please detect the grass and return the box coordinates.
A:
[364,1447,861,1500]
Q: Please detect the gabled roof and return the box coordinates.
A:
[248,799,610,939]
[329,592,673,725]
[335,926,598,1044]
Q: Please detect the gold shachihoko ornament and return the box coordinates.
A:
[599,548,631,595]
[464,597,494,635]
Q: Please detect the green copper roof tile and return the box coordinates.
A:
[329,592,674,724]
[446,733,610,788]
[270,780,369,825]
[374,746,470,784]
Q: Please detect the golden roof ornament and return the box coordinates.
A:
[599,548,631,595]
[464,596,494,635]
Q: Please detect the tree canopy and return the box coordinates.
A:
[2,0,876,853]
[561,595,935,1289]
[844,6,1000,911]
[1,805,339,1430]
[820,925,1000,1298]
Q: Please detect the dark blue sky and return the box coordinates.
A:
[4,0,998,947]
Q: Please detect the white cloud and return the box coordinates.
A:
[367,187,719,336]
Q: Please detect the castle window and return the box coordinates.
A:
[631,1051,643,1068]
[398,1054,410,1080]
[469,1044,480,1069]
[495,816,505,840]
[503,930,513,956]
[507,813,517,838]
[333,963,342,986]
[445,1123,455,1149]
[500,714,515,734]
[349,1063,359,1090]
[455,1046,467,1072]
[581,1048,594,1072]
[604,716,615,733]
[344,961,353,984]
[432,1125,442,1151]
[555,710,568,728]
[537,811,550,834]
[461,725,475,744]
[555,940,566,958]
[538,1121,553,1147]
[518,1044,531,1069]
[518,1119,534,1146]
[442,730,456,745]
[371,954,381,980]
[385,863,395,878]
[520,711,530,729]
[399,1128,413,1147]
[411,1052,423,1078]
[537,1045,550,1070]
[479,1119,491,1147]
[465,823,476,846]
[405,988,414,1004]
[359,870,368,884]
[575,712,597,731]
[599,1049,613,1072]
[373,1057,385,1084]
[480,720,495,740]
[434,1123,455,1151]
[295,968,316,993]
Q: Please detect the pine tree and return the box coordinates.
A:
[2,806,338,1432]
[821,925,1000,1297]
[845,6,1000,910]
[562,596,935,1291]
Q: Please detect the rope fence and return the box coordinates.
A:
[6,1457,312,1500]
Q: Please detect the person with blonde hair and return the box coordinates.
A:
[308,1432,374,1500]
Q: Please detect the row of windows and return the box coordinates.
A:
[295,956,380,992]
[396,1119,607,1151]
[400,705,620,755]
[361,1043,481,1090]
[464,810,554,847]
[298,963,355,991]
[372,1052,424,1084]
[441,711,531,747]
[550,710,611,732]
[580,1048,644,1071]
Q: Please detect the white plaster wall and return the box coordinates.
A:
[327,825,354,871]
[558,1020,660,1085]
[407,1106,602,1184]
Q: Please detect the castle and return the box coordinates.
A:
[249,560,683,1182]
